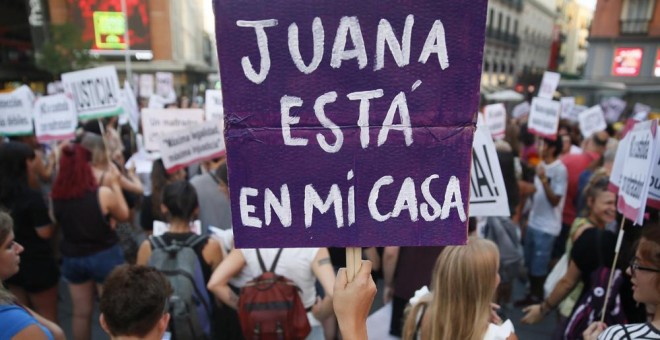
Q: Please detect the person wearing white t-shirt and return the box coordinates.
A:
[516,137,568,307]
[207,247,335,339]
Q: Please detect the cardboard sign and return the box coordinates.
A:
[123,81,140,132]
[33,94,77,142]
[159,121,226,173]
[155,72,175,102]
[578,105,607,139]
[205,89,224,122]
[601,97,626,123]
[153,220,202,237]
[139,74,154,98]
[61,66,123,120]
[617,119,657,225]
[141,108,204,151]
[538,71,560,99]
[632,103,650,121]
[214,0,488,247]
[528,97,560,140]
[0,85,34,136]
[512,101,530,119]
[469,125,510,217]
[483,103,506,140]
[560,97,576,122]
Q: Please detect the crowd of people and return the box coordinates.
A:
[0,97,658,340]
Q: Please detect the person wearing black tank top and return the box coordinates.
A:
[52,143,130,340]
[136,181,223,337]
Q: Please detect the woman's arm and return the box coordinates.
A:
[521,260,581,324]
[207,249,246,310]
[202,238,224,270]
[99,170,130,223]
[136,240,152,266]
[311,248,335,321]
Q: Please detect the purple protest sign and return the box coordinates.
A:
[214,0,488,248]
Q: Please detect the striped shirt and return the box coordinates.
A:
[598,323,660,339]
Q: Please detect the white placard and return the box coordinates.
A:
[512,101,530,119]
[560,97,576,121]
[578,105,607,139]
[528,97,561,139]
[0,86,34,136]
[484,103,506,140]
[33,94,77,142]
[46,81,64,95]
[141,108,204,151]
[205,90,224,121]
[159,120,226,172]
[139,74,154,98]
[538,71,560,99]
[632,103,650,121]
[155,72,175,101]
[469,125,510,217]
[123,81,140,132]
[61,66,123,120]
[601,97,626,123]
[609,133,629,194]
[153,220,202,237]
[617,119,657,225]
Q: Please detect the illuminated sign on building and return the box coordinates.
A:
[68,0,151,58]
[611,47,643,77]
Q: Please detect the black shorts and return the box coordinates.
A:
[5,257,60,293]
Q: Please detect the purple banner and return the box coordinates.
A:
[214,0,487,248]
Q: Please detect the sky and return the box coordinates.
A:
[576,0,597,11]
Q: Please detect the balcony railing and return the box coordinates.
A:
[620,19,650,34]
[486,28,521,47]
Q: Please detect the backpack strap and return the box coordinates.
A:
[182,234,208,249]
[149,235,168,250]
[256,248,284,274]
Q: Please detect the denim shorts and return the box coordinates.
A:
[61,244,124,284]
[524,227,557,277]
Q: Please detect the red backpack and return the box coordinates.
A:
[238,249,311,340]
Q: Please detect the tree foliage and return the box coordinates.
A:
[36,23,96,79]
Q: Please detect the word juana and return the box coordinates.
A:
[238,15,449,84]
[239,170,466,229]
[70,77,118,111]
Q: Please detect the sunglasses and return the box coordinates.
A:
[629,259,660,275]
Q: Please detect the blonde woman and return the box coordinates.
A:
[402,238,517,340]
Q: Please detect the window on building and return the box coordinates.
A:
[484,61,490,72]
[493,63,498,73]
[514,20,518,34]
[489,9,494,28]
[510,63,515,74]
[498,12,503,31]
[506,16,511,33]
[621,0,656,34]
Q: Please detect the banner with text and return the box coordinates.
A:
[560,97,576,122]
[159,120,226,173]
[528,97,560,140]
[617,119,657,225]
[205,89,224,122]
[578,105,607,139]
[601,97,626,123]
[155,72,175,101]
[538,71,560,99]
[62,66,123,120]
[484,103,506,140]
[0,85,34,136]
[33,94,77,142]
[139,74,154,98]
[123,81,140,132]
[469,124,510,216]
[141,108,205,151]
[214,0,488,247]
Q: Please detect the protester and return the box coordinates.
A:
[140,159,186,235]
[190,158,233,232]
[402,238,517,340]
[517,137,568,306]
[333,260,377,340]
[0,141,59,323]
[136,180,223,337]
[81,132,143,196]
[583,223,660,339]
[51,142,129,340]
[8,135,56,191]
[99,265,172,340]
[0,211,64,340]
[208,245,336,339]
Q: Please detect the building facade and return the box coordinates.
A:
[581,0,660,106]
[556,0,592,76]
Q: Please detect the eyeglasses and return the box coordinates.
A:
[629,259,660,275]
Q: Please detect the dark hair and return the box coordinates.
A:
[100,265,172,337]
[51,144,98,199]
[215,161,228,186]
[0,142,35,205]
[543,137,563,158]
[162,181,198,221]
[150,159,181,219]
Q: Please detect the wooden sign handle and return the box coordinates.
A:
[346,247,362,283]
[600,217,626,324]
